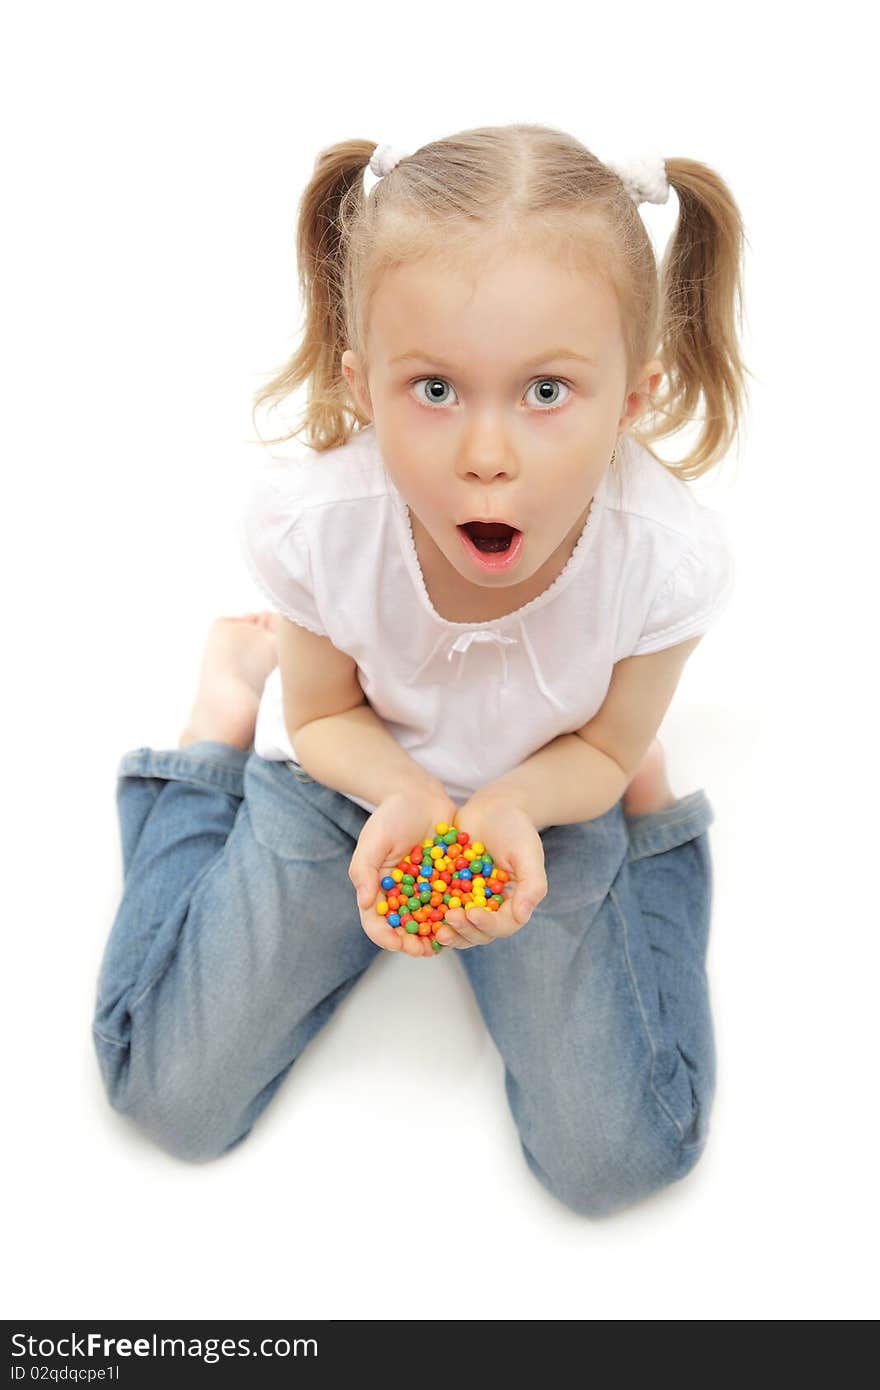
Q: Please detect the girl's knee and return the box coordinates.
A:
[109,1082,255,1164]
[522,1121,709,1219]
[509,1064,712,1219]
[143,1118,253,1165]
[92,1027,259,1164]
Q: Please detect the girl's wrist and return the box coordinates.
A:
[382,771,450,807]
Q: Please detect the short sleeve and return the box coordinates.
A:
[236,464,328,637]
[631,513,735,656]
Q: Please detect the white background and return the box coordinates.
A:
[4,0,878,1322]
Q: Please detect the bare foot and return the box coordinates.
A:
[622,738,678,816]
[179,612,280,750]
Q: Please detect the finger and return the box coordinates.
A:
[441,909,495,947]
[457,902,525,942]
[401,929,427,957]
[519,880,545,924]
[393,925,434,957]
[353,870,399,916]
[469,901,523,940]
[361,914,403,952]
[351,871,378,911]
[350,835,398,909]
[433,922,471,949]
[503,857,545,927]
[463,908,502,943]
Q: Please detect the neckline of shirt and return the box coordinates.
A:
[380,442,610,632]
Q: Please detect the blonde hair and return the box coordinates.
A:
[251,123,753,481]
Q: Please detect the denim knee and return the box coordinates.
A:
[523,1128,708,1219]
[512,1074,710,1219]
[92,1025,268,1164]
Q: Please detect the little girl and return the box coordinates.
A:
[92,124,748,1219]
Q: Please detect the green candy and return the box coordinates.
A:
[405,922,420,934]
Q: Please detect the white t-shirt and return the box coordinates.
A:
[237,424,735,815]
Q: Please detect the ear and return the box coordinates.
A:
[341,349,373,420]
[617,357,663,432]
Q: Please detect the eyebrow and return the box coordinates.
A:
[389,347,599,370]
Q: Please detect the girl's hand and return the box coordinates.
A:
[435,789,548,949]
[349,785,460,958]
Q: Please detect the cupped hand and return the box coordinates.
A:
[349,784,460,958]
[435,789,548,949]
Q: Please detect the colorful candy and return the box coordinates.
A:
[371,823,513,950]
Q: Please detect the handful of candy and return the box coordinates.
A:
[372,822,513,952]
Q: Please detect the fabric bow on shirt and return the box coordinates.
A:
[405,619,568,711]
[447,628,519,678]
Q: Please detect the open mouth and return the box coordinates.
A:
[457,520,520,554]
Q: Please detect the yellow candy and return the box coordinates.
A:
[436,823,449,834]
[472,842,485,855]
[472,875,486,888]
[391,869,403,882]
[449,896,462,908]
[376,901,389,916]
[430,846,443,859]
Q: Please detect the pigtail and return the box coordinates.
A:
[250,140,376,451]
[640,157,754,480]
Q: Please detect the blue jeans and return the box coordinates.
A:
[92,740,718,1219]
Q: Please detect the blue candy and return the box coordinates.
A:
[380,875,396,890]
[388,912,401,926]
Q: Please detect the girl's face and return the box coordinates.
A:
[342,248,660,596]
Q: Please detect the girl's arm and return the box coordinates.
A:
[478,735,628,833]
[479,636,703,831]
[278,616,446,806]
[295,704,447,806]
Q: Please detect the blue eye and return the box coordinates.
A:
[410,376,572,412]
[412,377,458,407]
[525,378,571,410]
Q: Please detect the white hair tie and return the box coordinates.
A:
[369,143,409,178]
[605,153,670,206]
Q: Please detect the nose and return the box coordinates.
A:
[458,420,516,480]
